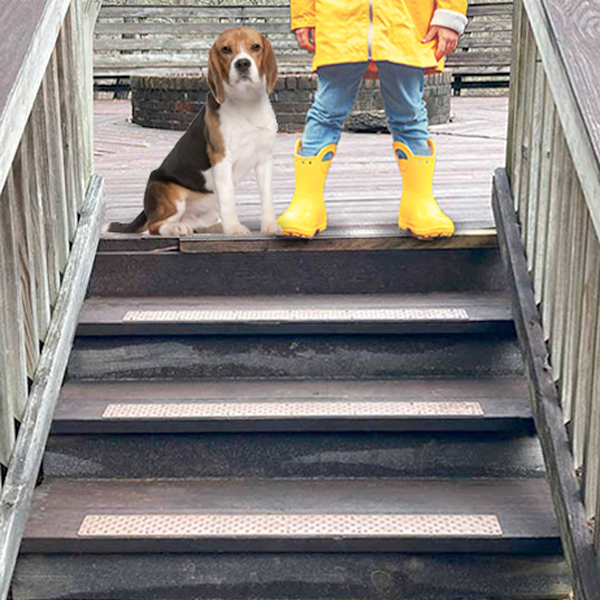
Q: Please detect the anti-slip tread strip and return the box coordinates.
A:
[122,308,470,323]
[78,513,503,538]
[102,401,485,419]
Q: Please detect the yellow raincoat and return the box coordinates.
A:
[291,0,468,72]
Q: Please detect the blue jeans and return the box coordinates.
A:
[300,61,430,157]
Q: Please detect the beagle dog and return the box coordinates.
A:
[107,28,281,236]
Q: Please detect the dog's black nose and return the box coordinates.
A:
[235,58,251,72]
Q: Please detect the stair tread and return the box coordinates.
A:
[54,378,532,433]
[77,292,512,335]
[99,224,497,254]
[22,478,559,554]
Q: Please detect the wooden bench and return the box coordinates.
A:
[94,1,512,94]
[446,1,513,94]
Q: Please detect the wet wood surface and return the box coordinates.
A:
[95,96,508,232]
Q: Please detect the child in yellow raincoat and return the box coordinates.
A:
[277,0,468,239]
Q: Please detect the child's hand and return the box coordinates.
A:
[294,27,316,52]
[421,25,459,62]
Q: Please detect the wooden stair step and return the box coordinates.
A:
[22,478,560,554]
[54,378,532,433]
[68,332,523,381]
[89,240,506,298]
[99,224,497,254]
[77,293,513,336]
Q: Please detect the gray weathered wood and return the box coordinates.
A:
[93,2,513,89]
[0,0,72,198]
[493,167,600,600]
[42,51,71,276]
[57,14,83,238]
[572,228,600,469]
[0,173,28,421]
[26,113,52,339]
[522,0,600,243]
[11,139,41,378]
[0,175,104,600]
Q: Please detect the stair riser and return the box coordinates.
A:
[44,432,543,479]
[76,320,515,337]
[13,552,571,600]
[88,248,507,297]
[67,334,524,381]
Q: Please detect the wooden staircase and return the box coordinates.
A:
[12,229,572,599]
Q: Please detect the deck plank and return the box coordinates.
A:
[95,97,508,230]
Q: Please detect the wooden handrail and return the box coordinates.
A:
[0,0,72,196]
[518,0,600,237]
[503,0,600,596]
[0,1,103,597]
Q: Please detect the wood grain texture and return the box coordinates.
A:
[0,0,72,195]
[521,0,600,243]
[93,2,514,83]
[543,0,600,168]
[95,97,507,230]
[0,175,104,600]
[22,477,560,554]
[493,167,600,600]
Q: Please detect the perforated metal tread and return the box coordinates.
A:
[53,378,533,434]
[22,478,560,554]
[77,293,513,336]
[102,400,485,420]
[78,513,503,539]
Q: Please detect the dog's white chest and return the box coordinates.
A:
[203,100,277,190]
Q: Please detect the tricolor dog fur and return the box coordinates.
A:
[107,28,280,236]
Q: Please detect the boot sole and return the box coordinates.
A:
[398,222,454,240]
[276,225,327,240]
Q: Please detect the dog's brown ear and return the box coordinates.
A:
[207,44,226,104]
[262,36,278,94]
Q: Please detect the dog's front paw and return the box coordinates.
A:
[223,222,251,236]
[261,221,284,235]
[170,223,194,237]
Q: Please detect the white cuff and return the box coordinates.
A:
[430,8,468,35]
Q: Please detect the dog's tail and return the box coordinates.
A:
[104,211,148,234]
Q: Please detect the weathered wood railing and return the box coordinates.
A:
[494,0,600,597]
[0,0,104,597]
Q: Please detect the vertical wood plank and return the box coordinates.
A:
[56,17,82,240]
[73,0,95,183]
[28,99,56,334]
[549,159,575,381]
[0,183,17,468]
[24,121,52,341]
[541,123,566,341]
[0,173,28,420]
[510,7,531,210]
[44,50,71,275]
[525,54,545,271]
[505,0,524,180]
[11,139,41,378]
[583,296,600,519]
[517,24,538,241]
[532,80,555,304]
[32,76,60,303]
[560,184,587,421]
[572,223,600,470]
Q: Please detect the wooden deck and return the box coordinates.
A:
[95,96,508,232]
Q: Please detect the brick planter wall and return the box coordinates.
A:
[131,70,451,132]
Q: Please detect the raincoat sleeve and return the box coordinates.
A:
[431,0,469,34]
[290,0,316,30]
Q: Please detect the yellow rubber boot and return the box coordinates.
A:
[277,140,336,238]
[394,139,455,239]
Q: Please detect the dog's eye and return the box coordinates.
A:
[251,44,261,52]
[221,46,232,54]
